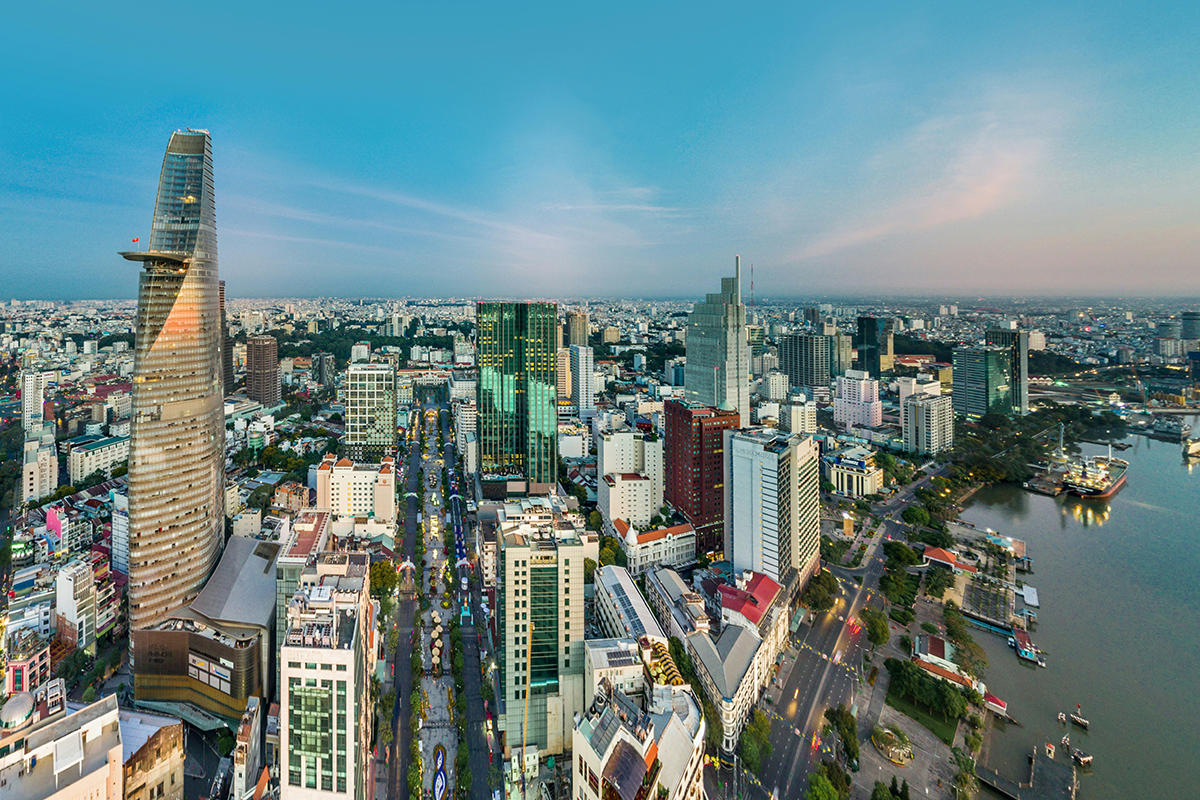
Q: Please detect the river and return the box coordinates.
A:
[960,421,1200,800]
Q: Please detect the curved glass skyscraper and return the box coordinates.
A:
[121,130,225,634]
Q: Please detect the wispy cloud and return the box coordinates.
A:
[791,85,1063,260]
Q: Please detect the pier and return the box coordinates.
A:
[976,748,1077,799]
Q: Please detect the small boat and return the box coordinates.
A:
[1070,713,1090,729]
[1061,735,1070,747]
[1008,637,1017,648]
[1057,712,1067,723]
[1038,657,1048,668]
[1045,743,1056,759]
[1072,749,1093,766]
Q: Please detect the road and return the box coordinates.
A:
[388,403,426,800]
[441,408,495,800]
[755,466,944,798]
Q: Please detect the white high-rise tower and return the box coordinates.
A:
[684,256,750,427]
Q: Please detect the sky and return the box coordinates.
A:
[1,1,1199,300]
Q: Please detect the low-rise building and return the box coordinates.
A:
[594,566,667,646]
[4,629,52,695]
[118,707,185,800]
[599,473,656,530]
[645,567,711,641]
[615,520,696,577]
[67,435,129,484]
[825,445,884,497]
[582,638,646,709]
[314,454,397,527]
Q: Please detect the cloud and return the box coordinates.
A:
[791,85,1063,261]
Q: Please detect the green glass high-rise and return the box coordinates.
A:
[952,346,1014,419]
[476,301,558,495]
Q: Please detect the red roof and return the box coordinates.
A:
[637,522,693,545]
[927,636,946,660]
[923,547,978,573]
[718,572,782,626]
[335,458,353,467]
[913,658,972,688]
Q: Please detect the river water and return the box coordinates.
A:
[960,421,1200,800]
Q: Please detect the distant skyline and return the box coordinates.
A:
[2,3,1198,299]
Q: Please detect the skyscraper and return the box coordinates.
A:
[314,351,336,388]
[246,334,281,408]
[566,310,590,348]
[778,333,830,395]
[902,393,955,456]
[829,330,853,377]
[684,257,750,427]
[833,369,883,430]
[724,430,820,597]
[569,344,594,420]
[344,362,396,460]
[952,346,1014,419]
[1182,310,1200,340]
[20,370,47,432]
[985,328,1029,415]
[476,301,558,495]
[120,129,225,634]
[856,316,895,376]
[664,399,740,556]
[555,348,572,403]
[219,280,234,396]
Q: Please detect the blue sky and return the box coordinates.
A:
[2,1,1198,299]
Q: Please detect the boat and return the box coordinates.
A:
[1064,451,1128,499]
[1045,743,1056,759]
[1070,713,1090,729]
[1184,438,1200,458]
[1151,415,1192,442]
[1061,734,1070,747]
[1057,712,1067,723]
[1072,748,1093,766]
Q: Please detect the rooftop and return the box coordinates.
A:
[188,537,281,629]
[596,565,665,641]
[686,624,760,700]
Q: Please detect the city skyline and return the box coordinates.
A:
[3,4,1199,300]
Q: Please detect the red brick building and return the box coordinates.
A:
[664,399,739,556]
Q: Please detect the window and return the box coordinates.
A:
[337,664,347,671]
[321,663,332,670]
[306,663,317,670]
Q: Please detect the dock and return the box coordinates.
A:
[1020,586,1040,608]
[1023,475,1064,496]
[976,747,1077,799]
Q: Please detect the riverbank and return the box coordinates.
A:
[959,429,1200,800]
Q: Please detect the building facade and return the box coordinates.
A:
[952,346,1014,419]
[122,129,226,634]
[832,370,883,430]
[902,393,955,456]
[247,334,282,408]
[344,362,396,460]
[985,329,1030,415]
[67,435,129,484]
[570,344,595,420]
[663,399,739,556]
[21,423,58,503]
[724,431,821,594]
[683,257,750,427]
[476,301,558,495]
[856,316,895,376]
[566,310,590,348]
[20,370,48,433]
[497,527,584,756]
[778,333,830,395]
[314,454,397,527]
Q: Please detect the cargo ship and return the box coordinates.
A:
[1064,452,1128,499]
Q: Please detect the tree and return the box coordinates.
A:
[901,505,930,527]
[599,547,616,567]
[370,561,399,598]
[587,510,603,531]
[801,570,839,612]
[247,484,274,510]
[737,734,762,772]
[819,760,851,799]
[82,686,96,703]
[583,558,597,584]
[882,541,920,568]
[806,773,840,800]
[871,782,894,800]
[860,606,890,649]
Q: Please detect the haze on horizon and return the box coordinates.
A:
[2,2,1198,301]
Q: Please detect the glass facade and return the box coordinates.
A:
[123,130,225,633]
[344,363,396,460]
[476,302,558,492]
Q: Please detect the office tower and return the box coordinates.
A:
[497,527,584,755]
[314,351,336,388]
[856,316,895,376]
[724,430,820,595]
[746,324,765,375]
[350,342,370,363]
[664,399,739,555]
[596,427,663,528]
[1027,331,1047,351]
[247,334,281,408]
[985,328,1029,415]
[476,301,558,495]
[601,326,620,344]
[567,310,590,348]
[684,256,750,426]
[760,370,789,402]
[556,321,564,351]
[555,348,572,402]
[829,330,853,377]
[833,369,883,429]
[119,129,225,634]
[220,280,234,396]
[802,307,822,328]
[952,346,1014,419]
[902,394,955,456]
[280,561,376,798]
[344,362,396,460]
[778,333,830,395]
[1182,311,1200,340]
[20,370,47,432]
[570,344,595,420]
